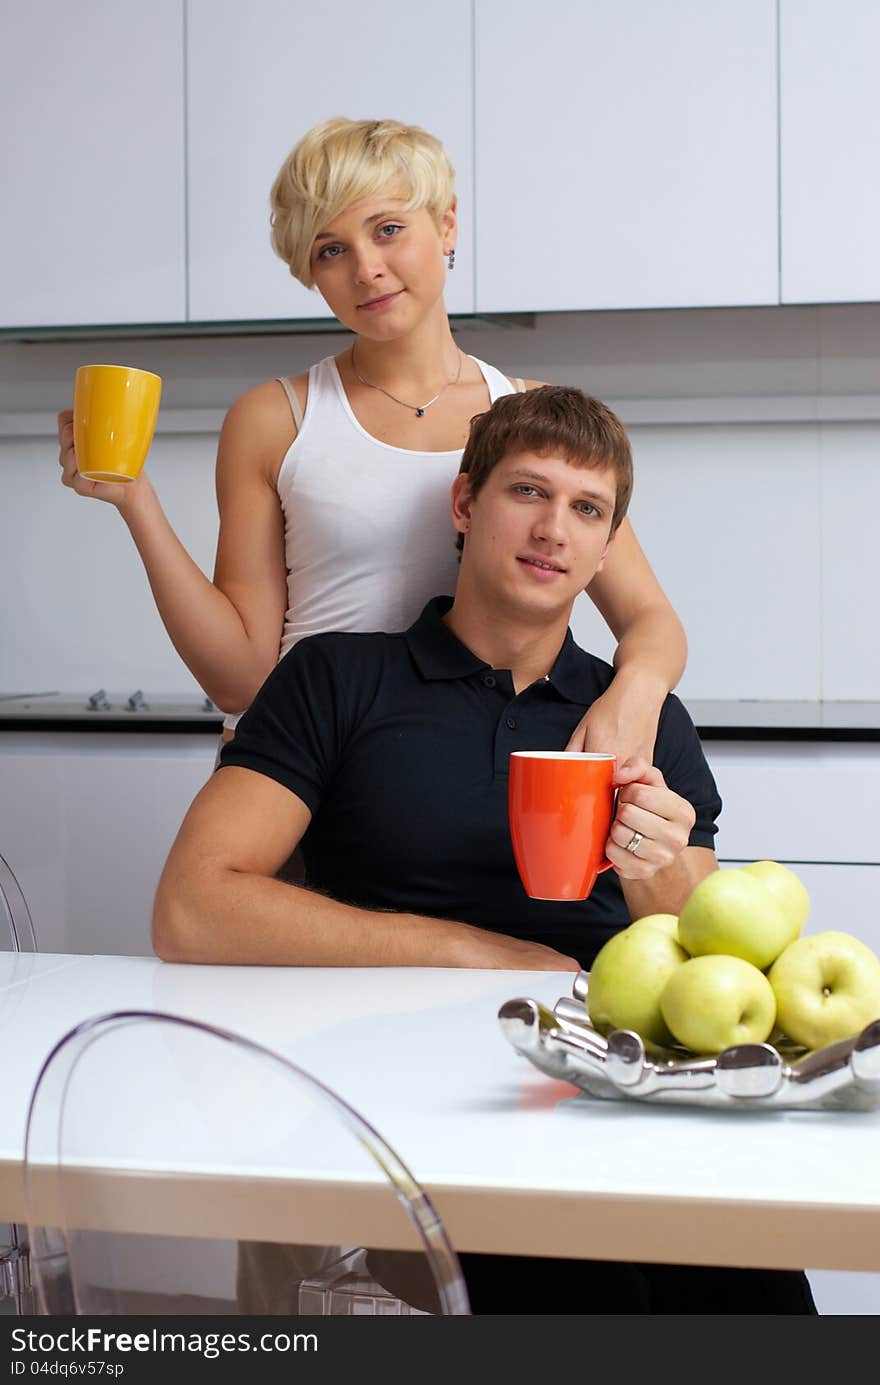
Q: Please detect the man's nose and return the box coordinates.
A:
[531,503,567,545]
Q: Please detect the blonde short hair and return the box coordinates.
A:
[270,117,456,289]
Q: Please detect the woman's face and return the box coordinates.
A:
[310,195,456,339]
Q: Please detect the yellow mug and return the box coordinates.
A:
[73,364,162,482]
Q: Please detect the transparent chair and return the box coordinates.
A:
[0,851,36,953]
[23,1010,470,1316]
[1,851,36,1312]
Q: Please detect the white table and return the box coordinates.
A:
[1,952,879,1271]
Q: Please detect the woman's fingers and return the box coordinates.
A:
[58,409,78,482]
[58,410,74,455]
[56,407,131,505]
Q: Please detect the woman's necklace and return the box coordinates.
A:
[350,343,463,418]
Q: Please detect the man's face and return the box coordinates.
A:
[453,450,618,619]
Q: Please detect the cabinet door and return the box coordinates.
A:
[474,0,778,311]
[0,733,217,956]
[0,2,185,328]
[703,742,880,865]
[186,0,474,322]
[780,0,880,303]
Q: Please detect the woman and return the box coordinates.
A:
[57,116,686,759]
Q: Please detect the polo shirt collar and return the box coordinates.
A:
[406,597,488,680]
[406,596,591,703]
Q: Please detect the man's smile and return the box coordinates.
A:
[517,553,568,579]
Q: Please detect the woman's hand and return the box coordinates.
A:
[565,669,668,766]
[57,408,148,514]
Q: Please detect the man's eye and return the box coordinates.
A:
[576,503,599,517]
[513,485,539,496]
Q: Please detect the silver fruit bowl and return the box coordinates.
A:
[498,971,880,1111]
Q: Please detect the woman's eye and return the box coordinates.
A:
[379,223,404,238]
[317,244,343,261]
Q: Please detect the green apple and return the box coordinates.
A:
[660,955,777,1055]
[741,860,809,943]
[627,913,681,943]
[588,925,688,1047]
[768,931,880,1049]
[678,868,792,971]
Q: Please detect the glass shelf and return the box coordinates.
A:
[0,312,535,343]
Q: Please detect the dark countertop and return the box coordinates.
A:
[682,700,880,741]
[0,693,223,733]
[1,695,880,740]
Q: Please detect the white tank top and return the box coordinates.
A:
[224,354,523,730]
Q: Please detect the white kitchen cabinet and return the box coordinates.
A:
[185,0,475,322]
[780,0,880,303]
[0,2,186,328]
[820,423,880,702]
[703,742,880,866]
[473,0,779,312]
[0,733,216,957]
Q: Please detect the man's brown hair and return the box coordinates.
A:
[456,385,633,551]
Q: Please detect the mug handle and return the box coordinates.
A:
[599,786,621,872]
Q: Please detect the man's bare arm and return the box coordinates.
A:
[152,766,579,971]
[620,846,717,922]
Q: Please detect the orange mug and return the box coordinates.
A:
[509,751,616,901]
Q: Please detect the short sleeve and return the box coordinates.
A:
[653,695,722,848]
[218,636,350,814]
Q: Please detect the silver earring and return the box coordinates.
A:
[448,248,456,270]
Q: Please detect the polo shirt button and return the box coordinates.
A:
[483,674,496,688]
[506,717,517,730]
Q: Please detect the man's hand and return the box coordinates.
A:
[605,758,695,881]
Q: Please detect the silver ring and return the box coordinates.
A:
[624,830,643,855]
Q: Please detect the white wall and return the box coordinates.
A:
[2,303,879,701]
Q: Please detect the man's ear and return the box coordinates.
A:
[450,472,472,537]
[592,529,616,577]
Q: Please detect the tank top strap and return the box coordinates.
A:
[274,358,334,498]
[275,376,304,431]
[469,356,520,403]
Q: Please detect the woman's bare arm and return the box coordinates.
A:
[587,516,688,693]
[58,378,303,712]
[569,518,688,763]
[517,376,688,761]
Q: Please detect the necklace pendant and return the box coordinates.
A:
[416,407,425,417]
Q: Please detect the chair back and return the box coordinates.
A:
[0,852,36,952]
[0,854,36,1311]
[23,1010,470,1315]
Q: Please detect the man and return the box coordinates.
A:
[153,387,815,1315]
[154,387,717,972]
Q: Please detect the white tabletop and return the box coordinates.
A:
[2,953,878,1270]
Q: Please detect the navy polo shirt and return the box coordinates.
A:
[221,597,721,967]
